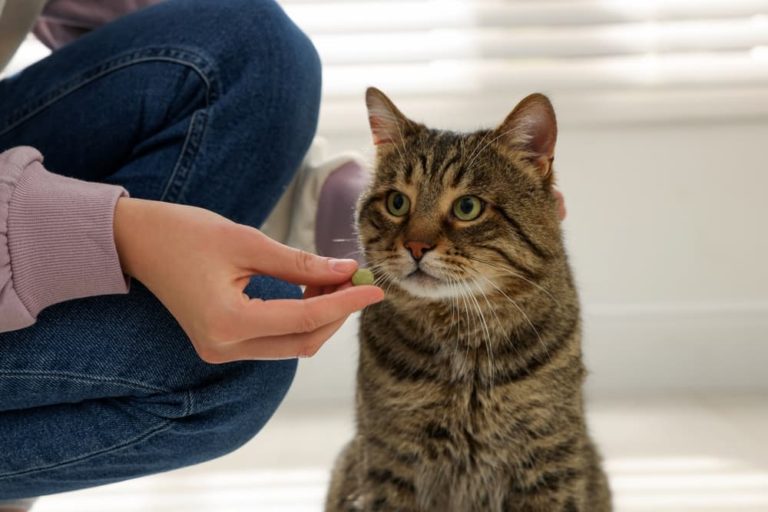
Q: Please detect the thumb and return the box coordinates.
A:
[246,228,360,286]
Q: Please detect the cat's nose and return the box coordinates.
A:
[404,240,435,261]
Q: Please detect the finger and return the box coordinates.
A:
[233,285,383,339]
[303,284,329,300]
[303,281,354,300]
[552,187,566,220]
[213,316,348,362]
[243,228,360,286]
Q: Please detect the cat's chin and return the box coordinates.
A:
[397,270,471,301]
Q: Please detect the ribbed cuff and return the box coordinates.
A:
[7,156,130,320]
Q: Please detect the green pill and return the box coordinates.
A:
[352,268,375,286]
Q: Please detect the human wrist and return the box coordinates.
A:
[114,197,149,280]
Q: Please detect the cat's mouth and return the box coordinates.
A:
[394,265,485,300]
[397,266,462,300]
[405,268,442,285]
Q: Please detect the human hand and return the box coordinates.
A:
[113,198,384,363]
[553,187,566,220]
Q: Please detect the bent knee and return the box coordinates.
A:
[222,0,322,138]
[184,358,298,460]
[197,0,322,107]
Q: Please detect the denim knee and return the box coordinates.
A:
[224,0,322,162]
[171,0,323,224]
[193,358,298,460]
[199,0,323,146]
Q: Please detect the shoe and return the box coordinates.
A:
[0,498,36,511]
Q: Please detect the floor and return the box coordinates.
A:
[32,393,768,512]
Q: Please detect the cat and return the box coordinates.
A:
[325,88,612,512]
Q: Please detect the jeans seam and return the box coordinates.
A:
[184,388,194,417]
[160,108,209,202]
[0,46,221,137]
[0,417,175,480]
[0,370,172,394]
[0,371,195,480]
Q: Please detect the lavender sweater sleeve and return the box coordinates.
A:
[0,147,129,332]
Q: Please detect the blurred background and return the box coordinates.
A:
[288,0,768,399]
[5,0,767,510]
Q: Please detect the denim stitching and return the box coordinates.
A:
[160,108,209,202]
[0,370,196,479]
[184,389,194,417]
[0,370,171,394]
[0,417,175,479]
[0,46,220,136]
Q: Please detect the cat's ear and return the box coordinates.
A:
[365,87,415,147]
[495,93,557,181]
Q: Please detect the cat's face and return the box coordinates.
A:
[357,88,563,301]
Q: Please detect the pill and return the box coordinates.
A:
[352,268,375,286]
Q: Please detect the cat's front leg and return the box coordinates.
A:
[356,459,421,511]
[326,437,422,512]
[503,480,587,512]
[502,494,583,512]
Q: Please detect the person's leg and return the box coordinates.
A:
[0,0,320,499]
[0,0,321,226]
[0,279,299,499]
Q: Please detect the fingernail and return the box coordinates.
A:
[329,258,357,273]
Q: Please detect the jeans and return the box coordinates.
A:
[0,0,321,500]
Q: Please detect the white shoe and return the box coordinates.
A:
[0,498,36,511]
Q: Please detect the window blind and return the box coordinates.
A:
[5,1,767,138]
[278,0,768,143]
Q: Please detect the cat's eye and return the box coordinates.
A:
[453,195,483,221]
[386,191,410,217]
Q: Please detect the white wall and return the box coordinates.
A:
[286,117,768,406]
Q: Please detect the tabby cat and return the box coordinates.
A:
[325,88,611,512]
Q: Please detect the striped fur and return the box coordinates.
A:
[326,90,611,512]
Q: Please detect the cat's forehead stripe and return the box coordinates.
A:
[403,161,414,184]
[381,129,503,194]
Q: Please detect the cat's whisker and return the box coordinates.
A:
[449,270,475,377]
[445,274,462,370]
[454,266,526,362]
[470,256,561,307]
[388,112,409,167]
[472,270,549,363]
[458,277,483,374]
[465,125,530,175]
[463,129,493,175]
[444,268,496,385]
[380,276,396,297]
[472,275,508,389]
[441,270,464,331]
[332,249,363,261]
[365,261,398,298]
[463,277,495,385]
